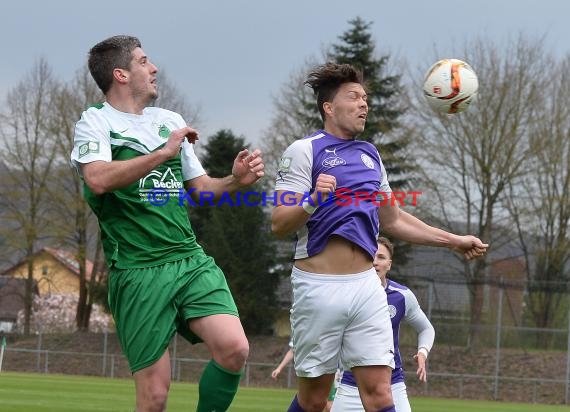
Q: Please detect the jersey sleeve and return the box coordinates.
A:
[181,140,206,181]
[274,139,313,194]
[70,109,113,174]
[376,149,392,194]
[169,112,206,181]
[403,289,435,353]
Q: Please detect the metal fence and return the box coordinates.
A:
[1,277,570,405]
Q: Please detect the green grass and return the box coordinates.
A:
[0,372,568,411]
[410,397,569,412]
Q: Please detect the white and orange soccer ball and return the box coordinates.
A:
[423,58,478,114]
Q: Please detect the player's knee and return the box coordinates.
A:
[219,336,249,371]
[298,396,328,412]
[360,381,393,410]
[233,337,249,367]
[139,385,169,412]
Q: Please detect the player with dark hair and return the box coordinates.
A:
[71,35,264,412]
[272,62,487,412]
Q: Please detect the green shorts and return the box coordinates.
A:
[108,251,238,373]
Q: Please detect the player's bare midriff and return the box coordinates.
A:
[294,235,373,275]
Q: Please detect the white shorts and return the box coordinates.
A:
[330,381,411,412]
[290,266,394,377]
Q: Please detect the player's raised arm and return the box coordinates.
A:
[379,202,488,259]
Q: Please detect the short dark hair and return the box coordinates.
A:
[305,62,365,122]
[377,236,394,259]
[88,35,141,94]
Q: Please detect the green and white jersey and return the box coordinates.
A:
[71,102,205,269]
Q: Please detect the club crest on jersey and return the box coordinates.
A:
[361,153,375,169]
[158,124,171,138]
[388,304,397,318]
[322,147,346,168]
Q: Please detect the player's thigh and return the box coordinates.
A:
[297,374,336,410]
[175,252,244,351]
[391,381,412,412]
[176,251,239,321]
[188,313,247,355]
[330,383,363,412]
[341,270,394,370]
[133,350,171,401]
[109,264,179,373]
[290,268,351,377]
[351,365,392,396]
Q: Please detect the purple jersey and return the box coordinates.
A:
[275,130,391,260]
[341,279,435,386]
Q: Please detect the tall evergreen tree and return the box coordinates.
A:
[329,17,411,189]
[190,129,279,334]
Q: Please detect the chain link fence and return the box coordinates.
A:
[1,277,569,404]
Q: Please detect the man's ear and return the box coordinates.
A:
[323,101,333,116]
[113,68,128,84]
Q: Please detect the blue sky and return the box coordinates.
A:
[1,0,569,147]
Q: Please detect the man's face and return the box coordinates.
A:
[126,47,158,103]
[373,243,392,285]
[325,82,368,138]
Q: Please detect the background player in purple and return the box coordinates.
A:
[271,62,487,412]
[332,237,435,412]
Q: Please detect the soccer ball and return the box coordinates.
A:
[423,58,478,114]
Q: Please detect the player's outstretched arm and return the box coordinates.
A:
[378,203,488,259]
[185,148,264,200]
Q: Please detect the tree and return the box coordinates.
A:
[190,129,280,334]
[329,17,411,189]
[262,61,323,179]
[412,35,548,348]
[0,58,58,334]
[263,17,412,190]
[46,65,107,330]
[505,54,570,343]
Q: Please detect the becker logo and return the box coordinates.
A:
[139,168,183,192]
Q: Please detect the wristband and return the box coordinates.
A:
[302,201,317,215]
[418,347,429,359]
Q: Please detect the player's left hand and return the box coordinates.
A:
[232,148,265,186]
[413,352,427,382]
[452,235,489,260]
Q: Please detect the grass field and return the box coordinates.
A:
[0,372,568,411]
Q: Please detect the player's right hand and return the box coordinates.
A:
[452,235,489,260]
[413,352,427,382]
[162,126,199,159]
[312,173,336,205]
